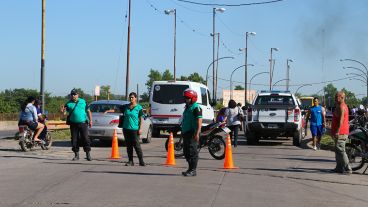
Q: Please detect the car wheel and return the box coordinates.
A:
[293,129,302,146]
[152,127,160,137]
[142,125,152,143]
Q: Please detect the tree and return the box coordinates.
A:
[234,85,244,90]
[342,88,360,107]
[140,92,149,102]
[187,72,205,84]
[324,83,338,108]
[179,76,188,81]
[145,69,162,92]
[162,69,173,80]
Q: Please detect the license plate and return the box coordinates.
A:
[222,127,231,134]
[90,130,104,135]
[268,124,278,129]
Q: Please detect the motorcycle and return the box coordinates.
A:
[165,122,230,160]
[18,125,52,152]
[345,115,368,173]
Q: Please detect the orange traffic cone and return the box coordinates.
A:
[110,129,121,159]
[165,132,176,166]
[223,133,238,169]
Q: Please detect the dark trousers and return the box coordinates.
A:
[123,129,144,162]
[228,124,240,147]
[70,122,91,152]
[183,131,199,171]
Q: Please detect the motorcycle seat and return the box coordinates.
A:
[201,122,219,132]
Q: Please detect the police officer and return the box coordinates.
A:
[181,89,202,177]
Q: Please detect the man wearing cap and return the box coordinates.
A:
[61,89,93,161]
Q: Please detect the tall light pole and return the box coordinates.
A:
[295,84,312,94]
[164,9,177,81]
[40,0,46,114]
[212,7,225,103]
[230,64,254,100]
[125,0,132,100]
[340,59,368,98]
[239,32,256,104]
[286,59,293,91]
[269,47,279,90]
[249,71,269,102]
[205,56,234,86]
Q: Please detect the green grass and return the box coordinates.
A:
[320,134,335,150]
[50,129,70,141]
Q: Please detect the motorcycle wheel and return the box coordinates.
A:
[346,143,365,171]
[19,133,32,152]
[208,135,226,160]
[41,131,53,150]
[165,137,184,157]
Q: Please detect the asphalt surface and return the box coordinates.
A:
[1,132,368,207]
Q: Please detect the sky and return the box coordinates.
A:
[1,0,368,99]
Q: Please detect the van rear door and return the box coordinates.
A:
[199,87,214,124]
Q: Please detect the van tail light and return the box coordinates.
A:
[109,119,120,125]
[247,108,252,121]
[294,108,300,122]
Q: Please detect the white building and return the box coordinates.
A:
[222,90,257,106]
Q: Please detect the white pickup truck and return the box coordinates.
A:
[245,90,305,146]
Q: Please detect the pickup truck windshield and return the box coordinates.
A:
[255,95,295,106]
[153,84,189,104]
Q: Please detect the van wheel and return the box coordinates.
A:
[142,125,152,143]
[293,129,302,146]
[152,127,160,137]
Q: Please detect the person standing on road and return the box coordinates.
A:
[330,91,352,174]
[120,92,145,166]
[305,97,326,150]
[181,89,202,177]
[61,89,93,161]
[223,100,243,147]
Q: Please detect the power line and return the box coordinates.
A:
[175,0,283,7]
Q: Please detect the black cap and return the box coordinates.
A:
[70,89,78,95]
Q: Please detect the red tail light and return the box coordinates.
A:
[294,108,300,122]
[247,108,252,121]
[18,126,25,133]
[109,119,120,125]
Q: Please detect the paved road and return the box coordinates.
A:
[0,133,368,207]
[0,130,17,139]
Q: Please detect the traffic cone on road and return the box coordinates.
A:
[223,133,238,169]
[110,129,121,159]
[165,132,176,166]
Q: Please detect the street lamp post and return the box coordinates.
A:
[269,48,279,90]
[249,71,269,102]
[239,32,256,105]
[164,9,177,81]
[340,58,368,98]
[272,78,290,90]
[205,56,234,86]
[295,84,312,94]
[230,64,254,100]
[286,59,293,91]
[212,7,225,103]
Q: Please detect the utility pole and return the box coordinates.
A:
[125,0,131,100]
[40,0,46,114]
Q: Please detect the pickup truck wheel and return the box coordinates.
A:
[152,127,160,137]
[293,129,302,146]
[246,131,258,145]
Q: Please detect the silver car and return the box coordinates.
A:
[88,100,152,143]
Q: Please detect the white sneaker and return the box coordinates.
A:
[312,145,317,151]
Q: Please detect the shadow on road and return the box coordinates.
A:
[82,170,178,176]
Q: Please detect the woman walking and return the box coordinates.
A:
[120,92,145,166]
[223,100,243,147]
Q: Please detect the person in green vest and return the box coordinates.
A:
[181,89,202,177]
[120,92,145,166]
[61,89,93,161]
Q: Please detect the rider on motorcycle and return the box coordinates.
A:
[18,96,45,142]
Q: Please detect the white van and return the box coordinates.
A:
[149,81,215,137]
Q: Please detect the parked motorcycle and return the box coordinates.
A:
[165,122,230,160]
[345,115,368,173]
[18,125,52,151]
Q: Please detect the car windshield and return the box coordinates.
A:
[89,104,122,113]
[152,84,189,104]
[255,95,295,106]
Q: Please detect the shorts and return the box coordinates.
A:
[19,120,38,131]
[310,125,323,137]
